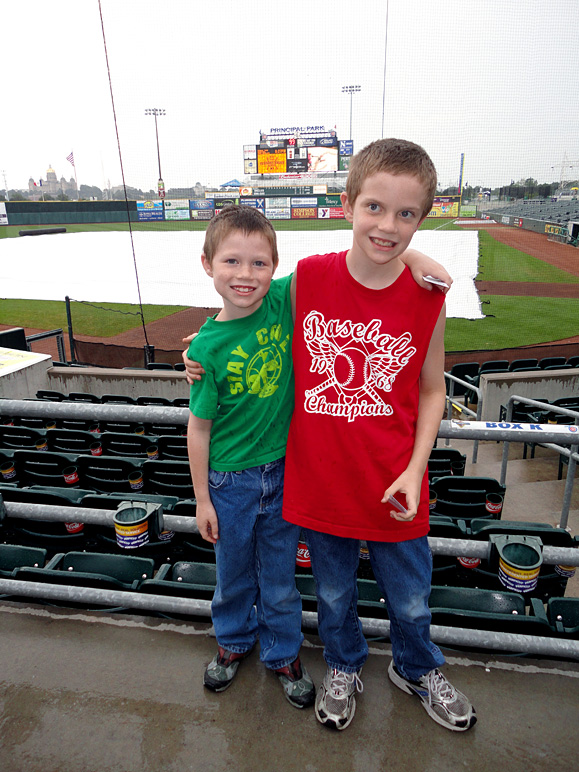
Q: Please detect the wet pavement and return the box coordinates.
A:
[0,601,577,772]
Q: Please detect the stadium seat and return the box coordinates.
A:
[136,396,172,406]
[172,398,190,408]
[428,448,467,481]
[99,432,152,457]
[144,422,186,437]
[0,544,48,577]
[0,425,43,450]
[538,357,566,369]
[36,390,65,402]
[100,421,143,434]
[566,356,579,368]
[430,476,506,522]
[79,492,181,566]
[66,392,101,403]
[77,455,144,494]
[499,398,549,423]
[143,459,194,499]
[428,586,552,637]
[155,435,188,460]
[14,450,76,488]
[508,358,539,371]
[545,598,579,638]
[101,394,137,405]
[13,551,155,593]
[447,362,479,397]
[0,484,89,554]
[146,363,174,370]
[46,428,95,454]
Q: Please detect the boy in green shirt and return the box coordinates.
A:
[187,205,313,708]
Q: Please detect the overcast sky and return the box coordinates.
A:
[2,0,578,194]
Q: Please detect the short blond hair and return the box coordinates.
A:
[203,204,279,266]
[346,138,437,218]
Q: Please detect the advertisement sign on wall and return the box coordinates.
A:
[137,201,164,221]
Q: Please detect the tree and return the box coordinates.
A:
[8,190,29,201]
[80,184,103,200]
[57,192,70,201]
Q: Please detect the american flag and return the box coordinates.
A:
[66,152,75,167]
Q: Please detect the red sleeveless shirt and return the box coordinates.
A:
[283,251,445,542]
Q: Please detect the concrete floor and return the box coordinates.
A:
[0,438,577,772]
[0,602,577,772]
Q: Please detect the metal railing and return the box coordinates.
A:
[444,371,481,462]
[26,328,67,363]
[500,395,579,530]
[1,499,579,661]
[1,396,578,533]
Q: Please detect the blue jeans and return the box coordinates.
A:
[208,457,303,670]
[303,529,445,680]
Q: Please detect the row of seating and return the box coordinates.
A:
[2,477,575,602]
[0,450,194,499]
[429,475,506,522]
[1,416,186,436]
[0,544,576,641]
[447,356,579,398]
[0,425,188,458]
[36,390,189,406]
[499,396,579,424]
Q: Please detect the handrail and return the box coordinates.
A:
[444,371,481,462]
[500,396,579,529]
[2,500,578,566]
[0,577,577,659]
[26,329,66,363]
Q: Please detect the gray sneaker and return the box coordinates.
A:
[275,657,315,709]
[203,646,251,692]
[315,667,364,730]
[388,660,477,732]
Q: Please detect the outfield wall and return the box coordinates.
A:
[2,195,460,226]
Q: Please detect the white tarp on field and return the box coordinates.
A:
[0,229,483,319]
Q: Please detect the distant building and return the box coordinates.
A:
[28,165,77,199]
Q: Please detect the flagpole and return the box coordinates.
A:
[67,152,78,200]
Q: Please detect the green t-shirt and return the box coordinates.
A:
[188,273,294,471]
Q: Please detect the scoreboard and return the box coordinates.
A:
[244,126,353,176]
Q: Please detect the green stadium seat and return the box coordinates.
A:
[545,598,579,638]
[0,544,47,577]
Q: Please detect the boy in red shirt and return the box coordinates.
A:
[283,139,476,732]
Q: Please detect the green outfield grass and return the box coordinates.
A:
[0,299,187,337]
[2,220,578,351]
[445,296,579,351]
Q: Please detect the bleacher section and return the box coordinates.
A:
[0,387,578,652]
[487,198,579,224]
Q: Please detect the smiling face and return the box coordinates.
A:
[341,171,427,287]
[202,229,277,321]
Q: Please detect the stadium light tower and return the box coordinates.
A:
[342,85,361,140]
[145,108,166,198]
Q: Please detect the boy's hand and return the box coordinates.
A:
[402,248,453,295]
[182,334,205,385]
[382,470,422,521]
[195,500,219,543]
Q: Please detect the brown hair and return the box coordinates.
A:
[202,204,279,265]
[346,138,437,218]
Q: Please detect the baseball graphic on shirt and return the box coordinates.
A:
[333,346,369,391]
[302,311,416,421]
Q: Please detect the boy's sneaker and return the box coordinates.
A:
[274,657,315,709]
[315,667,363,731]
[203,646,251,692]
[388,660,477,732]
